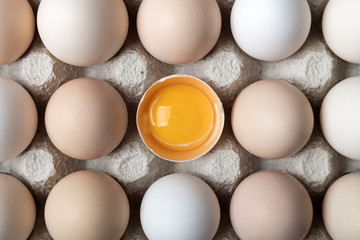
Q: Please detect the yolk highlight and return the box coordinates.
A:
[148,84,214,151]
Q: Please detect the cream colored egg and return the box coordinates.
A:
[230,171,313,240]
[323,0,360,64]
[0,174,36,240]
[320,76,360,160]
[0,77,38,162]
[45,78,128,160]
[323,172,360,240]
[37,0,129,66]
[0,0,35,66]
[137,0,222,65]
[45,170,130,240]
[231,79,314,159]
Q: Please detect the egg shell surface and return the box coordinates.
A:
[0,0,35,66]
[45,170,130,240]
[45,78,128,160]
[137,0,221,65]
[231,79,314,159]
[0,173,36,240]
[0,77,38,162]
[231,0,311,61]
[230,170,313,240]
[320,76,360,160]
[140,173,221,240]
[323,172,360,240]
[323,0,360,64]
[37,0,129,66]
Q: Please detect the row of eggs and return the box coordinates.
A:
[2,74,360,163]
[2,73,360,163]
[2,169,360,240]
[1,0,360,67]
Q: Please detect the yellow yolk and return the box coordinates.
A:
[148,84,214,151]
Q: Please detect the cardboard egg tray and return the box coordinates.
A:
[1,0,357,239]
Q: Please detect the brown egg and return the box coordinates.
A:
[137,0,221,65]
[231,79,313,159]
[45,78,128,160]
[230,171,313,240]
[0,0,35,66]
[45,170,130,240]
[0,174,36,239]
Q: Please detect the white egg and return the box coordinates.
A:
[320,76,360,160]
[140,174,220,240]
[230,0,311,61]
[0,78,38,162]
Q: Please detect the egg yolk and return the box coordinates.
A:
[148,84,214,151]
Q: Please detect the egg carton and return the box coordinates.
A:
[1,0,359,239]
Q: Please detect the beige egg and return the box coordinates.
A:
[231,79,314,159]
[323,172,360,240]
[0,174,36,240]
[37,0,129,67]
[137,0,222,65]
[45,170,130,240]
[323,0,360,64]
[45,78,128,160]
[230,171,313,240]
[0,0,35,66]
